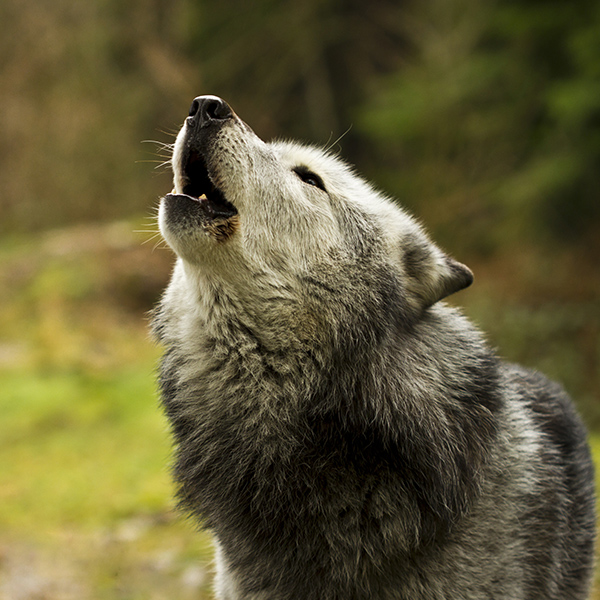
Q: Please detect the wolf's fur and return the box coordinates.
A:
[153,96,596,599]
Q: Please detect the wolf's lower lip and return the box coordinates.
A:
[167,190,207,200]
[166,192,207,203]
[165,192,237,220]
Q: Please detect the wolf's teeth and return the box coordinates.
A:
[199,194,208,200]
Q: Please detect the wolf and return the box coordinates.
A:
[152,95,596,599]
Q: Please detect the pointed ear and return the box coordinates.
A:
[403,236,473,310]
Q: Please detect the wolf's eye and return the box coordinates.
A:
[293,166,326,192]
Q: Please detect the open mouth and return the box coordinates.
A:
[179,149,238,219]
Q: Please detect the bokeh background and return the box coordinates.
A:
[1,0,599,598]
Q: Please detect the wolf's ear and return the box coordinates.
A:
[403,236,473,310]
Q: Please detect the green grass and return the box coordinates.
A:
[0,356,216,599]
[0,365,167,533]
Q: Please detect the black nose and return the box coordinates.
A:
[188,95,233,126]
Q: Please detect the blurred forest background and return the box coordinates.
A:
[1,0,599,598]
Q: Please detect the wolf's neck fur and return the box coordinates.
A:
[154,267,501,566]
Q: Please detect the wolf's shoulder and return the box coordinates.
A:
[500,362,592,463]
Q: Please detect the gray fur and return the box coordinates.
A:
[152,96,596,599]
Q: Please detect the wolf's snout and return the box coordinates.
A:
[188,95,233,127]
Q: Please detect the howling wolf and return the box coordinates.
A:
[152,96,596,599]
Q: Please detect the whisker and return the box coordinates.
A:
[152,239,170,252]
[145,234,164,247]
[142,139,175,149]
[134,230,166,247]
[157,128,178,138]
[324,124,353,155]
[141,140,175,159]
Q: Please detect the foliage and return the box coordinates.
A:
[1,0,599,253]
[0,0,193,232]
[179,0,408,144]
[360,0,600,251]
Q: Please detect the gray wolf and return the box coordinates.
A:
[152,95,596,599]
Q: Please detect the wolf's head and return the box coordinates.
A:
[159,96,472,327]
